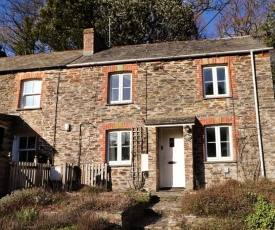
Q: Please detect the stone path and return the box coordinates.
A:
[133,190,187,229]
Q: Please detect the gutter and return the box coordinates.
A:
[250,50,266,177]
[67,48,273,68]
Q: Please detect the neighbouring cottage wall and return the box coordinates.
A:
[0,74,17,154]
[0,51,274,190]
[256,52,275,180]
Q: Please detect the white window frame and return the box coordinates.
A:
[21,80,42,108]
[109,73,132,104]
[205,126,233,161]
[107,130,132,166]
[203,66,229,98]
[12,135,36,162]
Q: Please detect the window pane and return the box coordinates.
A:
[109,133,117,147]
[123,75,131,87]
[122,147,130,160]
[110,75,119,88]
[123,88,131,100]
[24,81,33,94]
[33,81,42,93]
[19,151,27,162]
[28,136,36,149]
[207,143,216,157]
[203,69,213,81]
[19,137,28,149]
[33,95,41,107]
[217,68,225,81]
[25,96,33,107]
[218,82,226,94]
[111,89,119,101]
[27,151,35,162]
[221,143,231,157]
[121,132,130,146]
[220,127,229,141]
[109,148,117,161]
[205,82,213,95]
[206,128,216,142]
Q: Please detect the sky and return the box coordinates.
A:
[202,11,219,38]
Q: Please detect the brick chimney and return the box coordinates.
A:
[83,28,95,55]
[83,28,106,55]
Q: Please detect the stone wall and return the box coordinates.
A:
[0,51,274,190]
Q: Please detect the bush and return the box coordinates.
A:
[182,179,275,229]
[245,196,275,229]
[77,213,119,230]
[182,180,251,218]
[15,208,37,223]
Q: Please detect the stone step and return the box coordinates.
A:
[132,190,186,229]
[133,215,184,230]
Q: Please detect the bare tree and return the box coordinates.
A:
[215,0,272,38]
[0,0,44,55]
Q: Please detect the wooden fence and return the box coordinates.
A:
[81,163,108,187]
[62,163,109,191]
[7,161,109,193]
[9,161,51,193]
[0,153,10,195]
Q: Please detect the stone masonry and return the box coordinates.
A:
[0,35,274,191]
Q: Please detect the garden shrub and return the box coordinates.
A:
[245,196,275,229]
[182,179,250,218]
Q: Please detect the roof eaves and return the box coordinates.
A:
[67,47,273,68]
[0,65,68,74]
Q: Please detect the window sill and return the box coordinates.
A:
[204,160,237,164]
[203,96,232,100]
[106,102,134,106]
[16,107,42,111]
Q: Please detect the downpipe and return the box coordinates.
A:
[250,50,266,177]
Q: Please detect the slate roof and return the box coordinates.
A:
[0,36,272,73]
[0,50,83,73]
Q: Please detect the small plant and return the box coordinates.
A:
[79,185,106,194]
[15,208,37,223]
[135,194,150,203]
[77,214,117,230]
[245,196,275,229]
[124,189,150,203]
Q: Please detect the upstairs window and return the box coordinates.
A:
[205,126,233,161]
[203,66,229,98]
[108,130,131,166]
[109,73,132,103]
[21,80,42,108]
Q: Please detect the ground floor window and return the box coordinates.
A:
[12,136,36,162]
[108,130,131,166]
[205,126,233,161]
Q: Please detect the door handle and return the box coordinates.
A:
[168,161,176,164]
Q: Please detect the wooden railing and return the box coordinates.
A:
[80,163,108,187]
[9,161,51,193]
[8,161,108,193]
[62,163,109,191]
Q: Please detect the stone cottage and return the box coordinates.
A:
[0,28,274,191]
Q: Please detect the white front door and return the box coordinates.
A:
[159,127,185,188]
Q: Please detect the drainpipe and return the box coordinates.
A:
[250,50,266,177]
[52,74,60,166]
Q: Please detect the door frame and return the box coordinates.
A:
[158,126,185,189]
